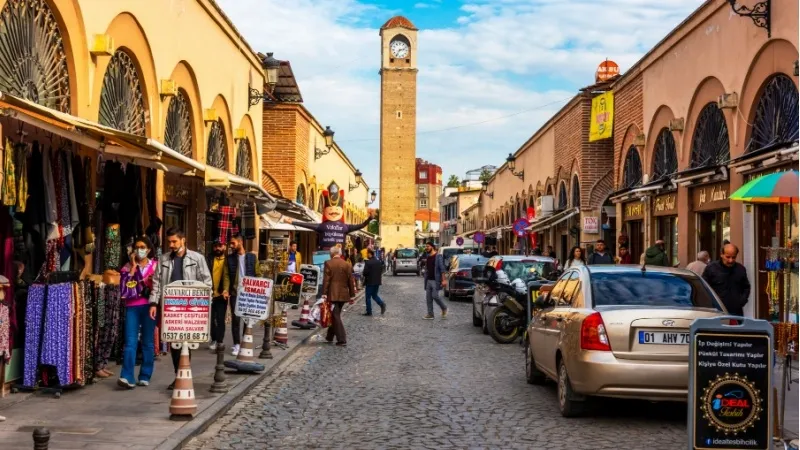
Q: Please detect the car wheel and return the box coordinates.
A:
[525,344,546,385]
[472,302,481,326]
[557,359,586,417]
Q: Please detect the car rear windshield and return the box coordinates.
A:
[503,261,555,281]
[456,257,486,269]
[590,271,722,310]
[396,249,418,259]
[442,249,461,260]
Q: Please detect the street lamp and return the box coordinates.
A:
[725,0,771,37]
[366,190,377,207]
[506,153,524,181]
[482,179,494,199]
[249,52,281,108]
[314,126,335,160]
[349,169,363,192]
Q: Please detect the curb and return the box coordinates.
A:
[159,290,366,450]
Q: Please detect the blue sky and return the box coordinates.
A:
[217,0,703,201]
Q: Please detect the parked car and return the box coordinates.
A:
[393,248,420,275]
[473,255,558,334]
[443,254,488,300]
[441,246,480,269]
[525,265,727,417]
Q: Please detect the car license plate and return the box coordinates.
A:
[638,331,690,345]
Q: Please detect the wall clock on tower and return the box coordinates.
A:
[390,38,409,58]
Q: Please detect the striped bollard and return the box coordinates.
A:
[274,310,289,347]
[223,320,265,373]
[169,342,197,420]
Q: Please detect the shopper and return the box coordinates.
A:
[148,227,212,390]
[207,240,230,352]
[588,240,614,265]
[281,240,302,273]
[644,239,670,266]
[702,244,751,316]
[362,248,386,316]
[323,246,355,346]
[564,246,586,269]
[423,241,448,320]
[686,251,710,276]
[615,245,632,264]
[227,234,260,356]
[118,236,157,389]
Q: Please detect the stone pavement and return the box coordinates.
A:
[0,297,343,450]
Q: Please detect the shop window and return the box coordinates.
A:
[165,90,193,157]
[100,50,146,136]
[652,128,677,181]
[235,138,252,179]
[296,184,306,205]
[571,176,580,208]
[0,0,70,113]
[622,146,643,189]
[419,171,427,180]
[697,211,730,260]
[317,194,324,213]
[207,119,228,170]
[747,74,799,153]
[419,198,428,209]
[690,103,729,168]
[655,216,679,266]
[558,181,568,209]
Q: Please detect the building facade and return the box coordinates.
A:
[439,186,458,247]
[379,16,418,250]
[415,158,442,246]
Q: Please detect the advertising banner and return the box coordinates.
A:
[273,272,304,307]
[589,91,614,142]
[234,276,273,321]
[161,281,212,343]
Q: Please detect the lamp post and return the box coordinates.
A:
[506,153,524,181]
[725,0,771,37]
[482,180,494,199]
[349,169,363,192]
[249,52,281,108]
[314,126,335,160]
[366,190,377,207]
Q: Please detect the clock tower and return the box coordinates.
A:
[379,16,418,250]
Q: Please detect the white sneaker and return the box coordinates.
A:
[209,341,217,352]
[231,344,240,356]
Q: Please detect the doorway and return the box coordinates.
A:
[756,205,780,319]
[697,210,730,260]
[560,234,568,263]
[625,220,644,262]
[163,204,185,250]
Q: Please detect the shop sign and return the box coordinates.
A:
[653,193,677,217]
[164,182,190,204]
[160,281,212,343]
[689,318,772,450]
[299,264,320,296]
[273,272,304,307]
[693,182,729,212]
[589,91,614,142]
[234,276,273,321]
[622,200,645,221]
[583,216,599,234]
[456,236,464,246]
[595,60,620,82]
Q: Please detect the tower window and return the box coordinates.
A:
[396,111,402,119]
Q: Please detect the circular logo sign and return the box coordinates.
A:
[595,60,619,82]
[513,218,530,237]
[456,237,464,246]
[474,232,485,244]
[700,374,763,435]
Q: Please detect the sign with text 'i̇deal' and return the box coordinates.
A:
[161,281,212,343]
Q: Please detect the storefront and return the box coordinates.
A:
[652,192,678,266]
[621,200,645,262]
[690,181,730,260]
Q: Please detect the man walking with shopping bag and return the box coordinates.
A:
[322,246,355,346]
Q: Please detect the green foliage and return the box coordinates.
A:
[447,175,460,187]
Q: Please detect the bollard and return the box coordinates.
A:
[258,322,273,359]
[274,310,289,347]
[33,428,50,450]
[223,321,265,373]
[209,343,227,393]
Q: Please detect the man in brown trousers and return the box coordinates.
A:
[323,246,355,346]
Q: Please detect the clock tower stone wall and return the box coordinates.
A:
[379,17,418,250]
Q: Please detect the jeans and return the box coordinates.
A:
[364,285,385,315]
[121,305,156,383]
[210,296,227,343]
[229,295,242,345]
[425,279,447,315]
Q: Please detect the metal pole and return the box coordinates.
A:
[209,343,227,393]
[259,241,277,359]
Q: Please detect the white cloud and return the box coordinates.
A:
[216,0,702,202]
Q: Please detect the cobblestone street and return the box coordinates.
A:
[185,275,688,450]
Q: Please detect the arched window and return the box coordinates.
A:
[317,194,324,213]
[100,50,146,136]
[747,74,799,153]
[165,90,193,157]
[296,184,306,205]
[571,176,580,208]
[690,103,729,168]
[206,119,227,170]
[652,128,677,181]
[308,188,316,211]
[0,0,70,113]
[622,146,643,189]
[235,138,252,179]
[558,181,568,209]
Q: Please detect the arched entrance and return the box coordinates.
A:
[99,50,146,136]
[206,119,227,170]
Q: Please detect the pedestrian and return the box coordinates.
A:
[644,239,670,266]
[702,244,751,316]
[118,236,157,389]
[148,227,212,390]
[588,240,614,265]
[281,240,302,273]
[615,244,632,264]
[227,234,260,356]
[422,241,448,320]
[362,248,387,316]
[323,246,355,346]
[686,251,710,276]
[207,240,230,353]
[564,246,586,270]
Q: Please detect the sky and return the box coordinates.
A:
[216,0,703,199]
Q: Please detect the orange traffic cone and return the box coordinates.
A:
[298,299,311,325]
[274,310,289,346]
[169,343,196,419]
[237,323,256,363]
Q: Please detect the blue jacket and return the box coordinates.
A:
[227,252,258,294]
[427,252,446,284]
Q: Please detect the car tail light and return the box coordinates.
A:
[457,270,470,277]
[581,312,611,351]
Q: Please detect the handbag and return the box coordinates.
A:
[319,300,333,328]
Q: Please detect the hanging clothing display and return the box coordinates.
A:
[15,142,28,212]
[2,139,16,206]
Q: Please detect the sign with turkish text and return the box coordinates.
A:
[513,218,530,237]
[693,182,730,212]
[473,231,485,244]
[595,60,620,82]
[161,281,212,343]
[623,200,645,221]
[589,91,614,142]
[583,216,599,234]
[273,272,304,307]
[654,192,678,217]
[299,264,320,295]
[234,276,273,321]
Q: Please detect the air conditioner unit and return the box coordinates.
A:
[535,195,554,218]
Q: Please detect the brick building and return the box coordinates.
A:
[415,158,442,245]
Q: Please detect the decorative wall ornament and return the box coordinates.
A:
[746,74,799,153]
[164,90,192,157]
[652,128,678,181]
[99,50,146,136]
[235,138,252,179]
[0,0,70,112]
[690,103,729,168]
[206,119,227,170]
[622,145,643,189]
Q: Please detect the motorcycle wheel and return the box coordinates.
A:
[488,306,520,344]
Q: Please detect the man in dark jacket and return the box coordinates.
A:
[226,234,260,357]
[703,244,751,316]
[644,240,670,266]
[588,240,614,265]
[362,248,386,316]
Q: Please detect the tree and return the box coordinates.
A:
[479,169,493,182]
[367,209,380,235]
[447,175,460,187]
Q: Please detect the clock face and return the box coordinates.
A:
[390,40,409,58]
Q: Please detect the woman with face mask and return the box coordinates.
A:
[118,236,157,389]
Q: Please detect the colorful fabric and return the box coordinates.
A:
[83,280,95,384]
[0,303,9,362]
[40,282,73,386]
[103,226,121,270]
[14,142,27,212]
[23,284,45,387]
[2,139,16,206]
[119,259,156,306]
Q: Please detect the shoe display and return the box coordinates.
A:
[231,344,240,356]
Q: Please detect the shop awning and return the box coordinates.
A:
[526,207,579,233]
[609,178,676,203]
[729,141,799,174]
[352,229,377,241]
[259,212,302,231]
[272,197,319,223]
[0,91,276,206]
[673,164,728,188]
